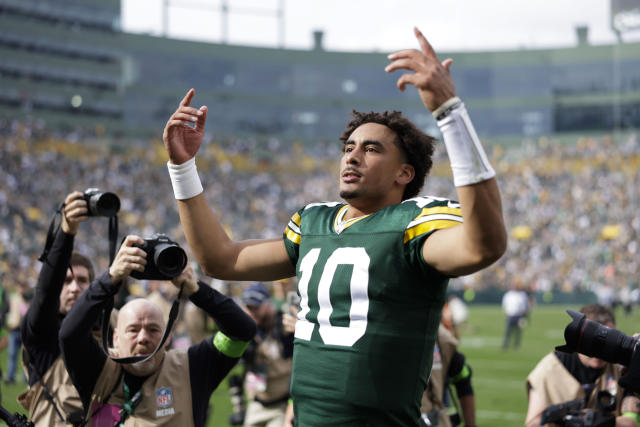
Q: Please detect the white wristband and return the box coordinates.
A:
[432,96,462,120]
[167,157,203,200]
[437,102,496,187]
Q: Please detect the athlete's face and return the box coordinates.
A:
[114,299,166,376]
[60,265,91,315]
[339,122,413,208]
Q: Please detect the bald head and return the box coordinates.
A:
[117,298,165,330]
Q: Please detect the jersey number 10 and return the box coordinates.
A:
[294,247,370,347]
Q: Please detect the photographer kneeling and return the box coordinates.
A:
[59,235,257,426]
[526,304,640,427]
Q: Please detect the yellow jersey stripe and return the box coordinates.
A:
[285,228,301,245]
[291,212,301,227]
[414,206,462,221]
[404,219,462,243]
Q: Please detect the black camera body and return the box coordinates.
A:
[130,234,187,281]
[83,188,120,217]
[541,392,616,427]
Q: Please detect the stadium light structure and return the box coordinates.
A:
[610,0,640,42]
[161,0,286,47]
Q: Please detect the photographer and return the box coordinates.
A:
[59,235,256,426]
[421,323,476,427]
[19,191,92,426]
[238,283,294,427]
[526,304,640,427]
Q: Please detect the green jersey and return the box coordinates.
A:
[283,196,463,425]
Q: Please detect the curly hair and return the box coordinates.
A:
[339,110,436,200]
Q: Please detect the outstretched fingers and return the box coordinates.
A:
[395,73,421,92]
[385,56,423,74]
[194,105,207,133]
[180,88,195,107]
[414,27,438,59]
[441,58,453,72]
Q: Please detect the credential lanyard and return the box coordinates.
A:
[117,381,143,426]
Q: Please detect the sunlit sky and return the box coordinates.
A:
[121,0,640,52]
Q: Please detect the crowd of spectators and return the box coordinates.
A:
[1,117,638,302]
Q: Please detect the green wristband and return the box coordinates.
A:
[622,412,640,425]
[451,364,471,383]
[213,331,250,358]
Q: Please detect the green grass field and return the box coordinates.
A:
[2,304,638,426]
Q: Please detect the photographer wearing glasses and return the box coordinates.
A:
[525,304,640,427]
[59,235,256,426]
[19,191,93,426]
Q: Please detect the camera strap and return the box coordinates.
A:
[108,216,118,265]
[38,202,64,263]
[99,285,184,364]
[39,202,118,265]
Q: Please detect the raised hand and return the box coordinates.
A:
[162,88,208,165]
[385,27,457,112]
[61,191,89,235]
[170,264,199,296]
[109,235,147,284]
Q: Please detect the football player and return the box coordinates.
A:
[162,28,506,426]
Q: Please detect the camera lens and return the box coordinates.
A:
[557,309,637,366]
[86,190,120,217]
[94,192,120,217]
[154,244,187,278]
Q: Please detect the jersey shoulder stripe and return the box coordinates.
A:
[284,202,343,245]
[403,197,463,244]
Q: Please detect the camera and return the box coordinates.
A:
[129,234,187,280]
[541,392,616,427]
[556,309,640,393]
[83,188,120,217]
[0,403,34,427]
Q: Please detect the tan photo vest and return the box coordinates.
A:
[88,350,194,427]
[18,356,84,426]
[247,334,292,403]
[421,324,459,427]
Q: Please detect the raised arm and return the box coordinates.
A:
[24,192,87,337]
[385,28,506,276]
[162,89,294,281]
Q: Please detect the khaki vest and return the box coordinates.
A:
[7,292,25,330]
[526,352,622,425]
[420,324,459,427]
[88,350,194,427]
[246,334,292,403]
[18,356,84,426]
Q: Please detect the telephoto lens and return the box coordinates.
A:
[556,309,638,366]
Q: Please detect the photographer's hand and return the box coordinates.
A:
[163,88,208,165]
[171,264,199,296]
[108,235,147,285]
[61,191,88,235]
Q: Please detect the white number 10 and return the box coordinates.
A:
[294,247,370,347]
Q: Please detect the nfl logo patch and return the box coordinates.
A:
[156,387,173,408]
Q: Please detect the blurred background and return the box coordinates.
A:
[1,0,640,425]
